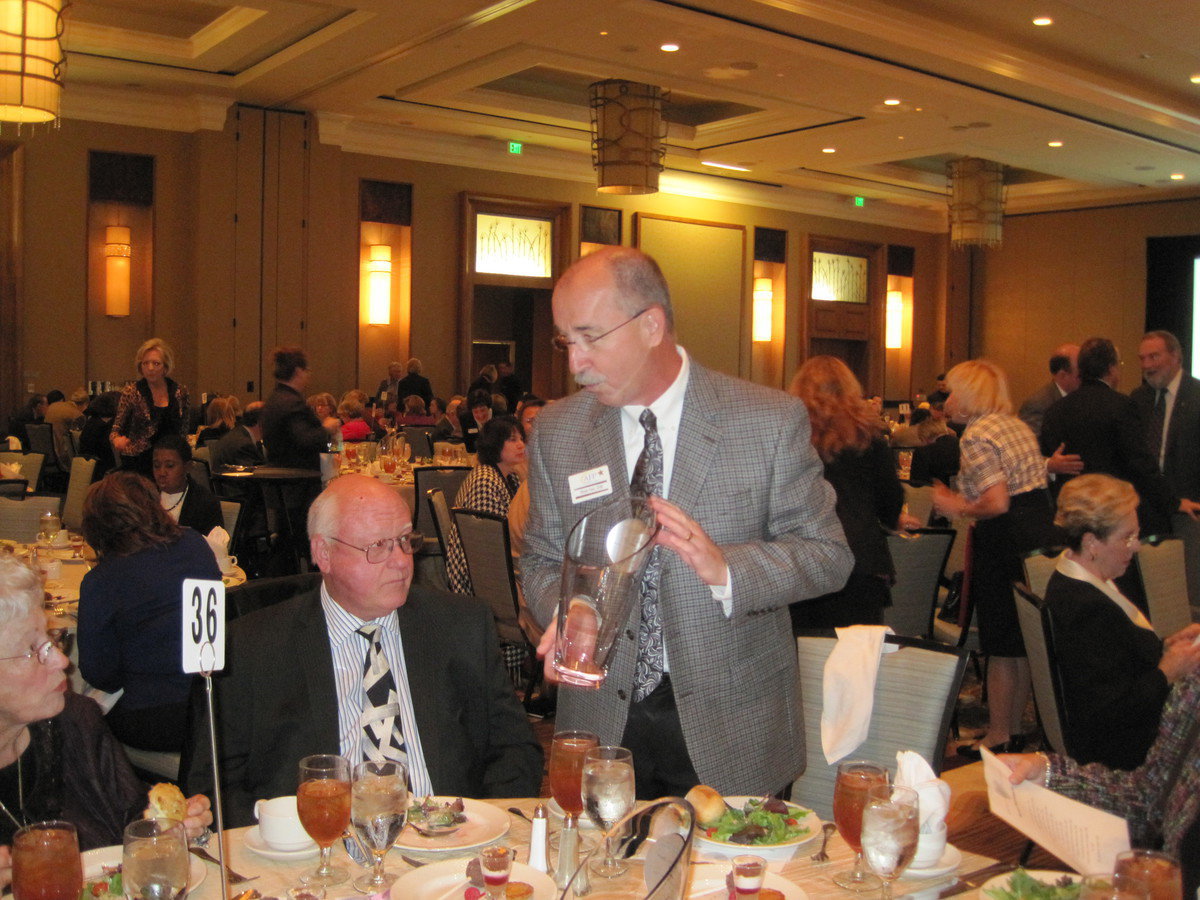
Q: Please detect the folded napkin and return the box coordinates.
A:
[206,526,230,559]
[0,461,21,479]
[895,750,951,832]
[3,436,19,452]
[821,625,897,764]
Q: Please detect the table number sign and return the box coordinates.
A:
[182,578,226,674]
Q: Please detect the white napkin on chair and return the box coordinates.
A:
[205,527,230,559]
[821,625,897,764]
[0,461,21,479]
[895,750,951,832]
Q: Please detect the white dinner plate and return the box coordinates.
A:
[694,796,822,861]
[390,859,557,900]
[82,845,206,896]
[394,797,510,853]
[900,843,962,879]
[980,869,1079,896]
[242,825,320,860]
[689,869,806,899]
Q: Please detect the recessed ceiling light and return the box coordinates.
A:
[822,147,836,153]
[883,98,901,106]
[1048,140,1063,148]
[599,30,608,36]
[1171,173,1186,180]
[701,161,751,171]
[1032,16,1053,26]
[660,43,680,52]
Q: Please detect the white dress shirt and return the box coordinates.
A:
[320,583,433,795]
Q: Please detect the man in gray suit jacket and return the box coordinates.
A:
[523,247,852,799]
[186,474,542,825]
[1018,342,1079,438]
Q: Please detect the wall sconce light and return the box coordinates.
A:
[104,226,131,317]
[885,289,904,349]
[0,0,66,126]
[752,277,774,343]
[366,244,392,325]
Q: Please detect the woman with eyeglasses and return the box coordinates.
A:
[1044,473,1200,769]
[0,556,211,885]
[77,471,221,755]
[110,337,190,475]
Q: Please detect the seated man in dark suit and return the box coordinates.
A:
[209,401,266,471]
[185,474,542,826]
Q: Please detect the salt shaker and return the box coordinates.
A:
[527,803,551,875]
[554,813,590,895]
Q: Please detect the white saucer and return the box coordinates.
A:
[242,825,319,860]
[900,843,962,879]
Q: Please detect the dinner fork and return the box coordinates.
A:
[189,846,259,884]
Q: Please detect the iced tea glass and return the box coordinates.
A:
[549,730,599,817]
[832,760,889,891]
[12,820,82,900]
[298,754,352,887]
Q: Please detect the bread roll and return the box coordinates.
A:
[148,783,187,822]
[685,784,727,827]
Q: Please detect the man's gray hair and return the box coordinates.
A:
[0,556,42,632]
[1144,330,1182,357]
[604,248,674,331]
[307,484,341,543]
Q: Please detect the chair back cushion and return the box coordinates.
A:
[451,506,524,644]
[61,457,97,531]
[1013,584,1070,756]
[1136,537,1191,639]
[412,466,471,532]
[883,528,954,637]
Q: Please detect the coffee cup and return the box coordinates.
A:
[253,796,314,851]
[50,530,70,549]
[911,820,948,869]
[219,554,238,575]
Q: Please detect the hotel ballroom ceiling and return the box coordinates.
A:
[60,0,1200,231]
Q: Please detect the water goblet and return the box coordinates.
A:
[297,754,352,887]
[860,784,920,900]
[349,760,408,893]
[831,760,889,890]
[582,745,635,877]
[122,818,189,900]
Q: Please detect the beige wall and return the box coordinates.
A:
[13,112,953,416]
[975,199,1200,406]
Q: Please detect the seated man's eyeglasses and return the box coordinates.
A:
[552,308,649,352]
[329,533,424,563]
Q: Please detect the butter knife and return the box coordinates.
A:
[931,862,1017,899]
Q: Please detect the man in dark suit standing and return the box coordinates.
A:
[1041,337,1197,535]
[186,474,542,826]
[523,247,852,799]
[261,346,330,470]
[1019,343,1079,438]
[1132,330,1200,504]
[379,359,434,408]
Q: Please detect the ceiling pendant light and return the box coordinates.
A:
[0,0,66,128]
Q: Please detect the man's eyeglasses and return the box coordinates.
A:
[552,308,649,353]
[0,639,57,666]
[329,533,424,563]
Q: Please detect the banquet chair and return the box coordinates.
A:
[403,426,436,458]
[219,499,242,549]
[789,632,968,820]
[0,452,44,496]
[883,527,955,637]
[25,424,64,490]
[188,458,213,493]
[412,466,471,534]
[0,494,63,542]
[902,483,935,527]
[932,522,979,652]
[67,428,82,459]
[0,479,28,499]
[451,506,540,702]
[1021,548,1059,600]
[426,488,454,558]
[1169,512,1200,610]
[1013,584,1072,757]
[60,457,97,531]
[1136,535,1191,639]
[225,572,321,619]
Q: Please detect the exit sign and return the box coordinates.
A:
[853,196,865,207]
[508,141,523,155]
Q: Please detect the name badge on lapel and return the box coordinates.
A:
[569,465,613,504]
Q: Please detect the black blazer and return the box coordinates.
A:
[176,475,223,536]
[824,438,904,581]
[1041,379,1176,534]
[184,584,543,825]
[1131,374,1200,503]
[1045,570,1168,770]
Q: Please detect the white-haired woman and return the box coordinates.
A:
[932,358,1057,758]
[0,556,211,887]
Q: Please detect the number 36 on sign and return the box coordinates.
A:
[181,578,226,674]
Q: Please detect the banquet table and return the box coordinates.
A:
[180,793,1007,900]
